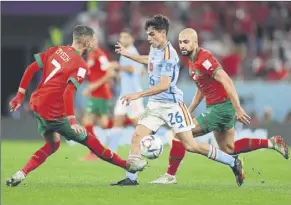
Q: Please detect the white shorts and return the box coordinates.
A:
[114,96,145,119]
[138,101,194,134]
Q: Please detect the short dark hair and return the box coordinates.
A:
[121,28,133,35]
[144,14,170,35]
[73,25,94,40]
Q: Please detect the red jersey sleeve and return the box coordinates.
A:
[67,63,88,89]
[33,47,58,68]
[199,52,222,78]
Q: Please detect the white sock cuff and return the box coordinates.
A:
[208,145,213,158]
[128,154,142,160]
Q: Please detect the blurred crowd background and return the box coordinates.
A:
[2,1,291,139]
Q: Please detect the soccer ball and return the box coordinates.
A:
[140,135,163,160]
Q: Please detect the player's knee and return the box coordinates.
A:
[131,131,143,145]
[99,120,109,129]
[52,140,60,153]
[181,141,198,153]
[219,143,234,155]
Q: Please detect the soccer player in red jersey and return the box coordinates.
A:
[6,25,147,187]
[151,28,289,184]
[81,37,120,161]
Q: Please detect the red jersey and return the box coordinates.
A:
[30,46,88,120]
[87,48,113,99]
[188,47,229,105]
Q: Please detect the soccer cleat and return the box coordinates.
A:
[110,178,139,186]
[6,171,26,187]
[270,136,289,159]
[231,156,245,186]
[126,159,148,173]
[149,173,177,184]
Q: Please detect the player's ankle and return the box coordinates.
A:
[267,139,274,149]
[20,169,27,177]
[166,172,176,177]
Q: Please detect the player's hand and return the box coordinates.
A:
[235,107,251,125]
[120,93,141,106]
[115,42,129,57]
[69,117,87,136]
[71,124,87,136]
[9,92,25,112]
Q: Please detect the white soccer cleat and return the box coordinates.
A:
[6,170,26,187]
[270,136,289,159]
[149,173,177,184]
[126,159,148,173]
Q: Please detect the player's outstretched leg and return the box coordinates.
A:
[80,132,147,173]
[176,130,245,186]
[6,133,61,187]
[234,136,289,159]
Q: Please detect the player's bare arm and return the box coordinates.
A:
[214,69,251,125]
[188,88,204,113]
[115,42,148,64]
[83,69,116,96]
[121,75,171,106]
[10,61,40,112]
[118,65,135,73]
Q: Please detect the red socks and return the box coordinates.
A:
[124,117,134,127]
[167,140,186,176]
[85,124,94,135]
[234,138,269,154]
[83,133,127,169]
[22,141,60,175]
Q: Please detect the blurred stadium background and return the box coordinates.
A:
[2,1,291,144]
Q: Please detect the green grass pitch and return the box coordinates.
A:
[2,141,291,205]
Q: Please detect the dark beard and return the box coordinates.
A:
[181,50,193,56]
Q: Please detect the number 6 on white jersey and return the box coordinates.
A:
[44,59,61,84]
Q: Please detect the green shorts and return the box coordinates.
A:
[34,112,87,143]
[85,97,110,115]
[196,100,236,134]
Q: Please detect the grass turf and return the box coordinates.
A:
[2,141,291,205]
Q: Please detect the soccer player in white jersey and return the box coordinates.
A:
[111,14,245,186]
[107,29,145,154]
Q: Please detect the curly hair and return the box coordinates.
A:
[144,14,170,35]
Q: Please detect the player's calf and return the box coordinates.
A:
[6,139,60,187]
[81,133,147,173]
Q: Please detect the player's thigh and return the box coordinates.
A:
[96,114,109,129]
[213,128,235,154]
[50,119,87,143]
[33,112,51,137]
[175,129,199,151]
[42,131,61,144]
[81,112,97,125]
[191,118,205,138]
[163,102,194,134]
[131,124,154,145]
